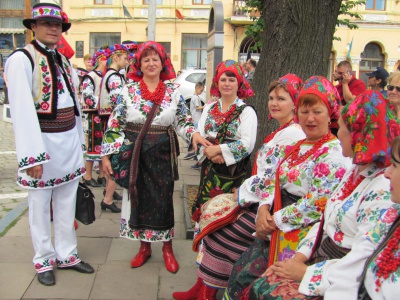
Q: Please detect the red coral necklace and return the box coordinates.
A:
[140,79,165,106]
[210,102,237,126]
[337,169,365,201]
[287,132,334,168]
[374,226,400,291]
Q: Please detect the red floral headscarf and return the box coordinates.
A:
[278,74,303,105]
[298,76,340,121]
[341,90,400,167]
[210,60,254,100]
[126,41,176,82]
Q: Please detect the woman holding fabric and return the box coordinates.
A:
[224,76,352,300]
[359,136,400,300]
[192,60,258,215]
[243,90,399,300]
[173,74,306,300]
[101,41,210,273]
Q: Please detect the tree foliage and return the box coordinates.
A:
[245,0,366,47]
[247,0,346,155]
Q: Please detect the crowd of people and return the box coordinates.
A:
[4,3,400,300]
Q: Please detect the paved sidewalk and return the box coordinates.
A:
[0,106,212,299]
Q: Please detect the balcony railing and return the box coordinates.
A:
[232,0,260,19]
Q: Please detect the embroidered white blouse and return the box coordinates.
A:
[239,138,351,232]
[297,164,393,299]
[196,98,258,167]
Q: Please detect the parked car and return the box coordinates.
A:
[175,69,207,106]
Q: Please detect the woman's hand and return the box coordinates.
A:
[262,258,307,281]
[211,154,225,164]
[255,205,277,240]
[204,145,222,159]
[101,156,113,177]
[26,165,43,179]
[192,132,213,152]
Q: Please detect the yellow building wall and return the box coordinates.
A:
[62,0,400,75]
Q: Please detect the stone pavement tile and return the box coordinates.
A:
[76,218,120,238]
[0,236,34,263]
[0,263,35,300]
[23,266,97,300]
[181,175,200,186]
[90,262,158,300]
[158,266,198,300]
[5,213,30,237]
[173,222,186,240]
[76,237,112,265]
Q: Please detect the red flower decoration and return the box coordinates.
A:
[61,11,68,23]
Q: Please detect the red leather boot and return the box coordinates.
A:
[74,220,79,230]
[172,277,204,300]
[197,284,217,300]
[162,240,179,273]
[130,241,152,268]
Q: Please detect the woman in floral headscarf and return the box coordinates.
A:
[192,59,258,212]
[101,41,210,273]
[224,76,352,300]
[173,74,305,300]
[244,90,400,300]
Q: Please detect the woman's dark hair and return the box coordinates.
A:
[391,136,400,164]
[140,48,161,62]
[223,70,237,78]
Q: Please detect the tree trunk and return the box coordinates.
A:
[251,0,342,153]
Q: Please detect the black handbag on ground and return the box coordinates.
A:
[75,182,96,225]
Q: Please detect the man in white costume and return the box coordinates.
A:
[5,3,94,286]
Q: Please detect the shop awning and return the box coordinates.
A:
[0,28,26,34]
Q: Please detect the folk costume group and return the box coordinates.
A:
[5,3,400,299]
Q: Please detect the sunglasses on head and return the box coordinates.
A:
[387,85,400,92]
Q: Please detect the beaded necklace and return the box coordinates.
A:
[374,226,400,291]
[287,132,334,169]
[140,79,165,106]
[210,101,237,126]
[337,169,365,201]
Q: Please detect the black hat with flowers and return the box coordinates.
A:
[23,3,71,32]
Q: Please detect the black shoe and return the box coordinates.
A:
[100,200,121,213]
[190,163,201,170]
[38,270,55,286]
[183,152,196,160]
[103,190,123,201]
[58,261,94,274]
[97,177,106,187]
[84,178,101,187]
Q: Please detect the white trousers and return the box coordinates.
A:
[28,180,81,273]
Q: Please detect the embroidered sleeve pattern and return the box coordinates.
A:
[174,90,196,143]
[238,144,287,207]
[18,152,51,169]
[101,100,127,156]
[108,74,124,108]
[82,77,98,109]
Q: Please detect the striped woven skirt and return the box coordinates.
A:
[197,207,257,288]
